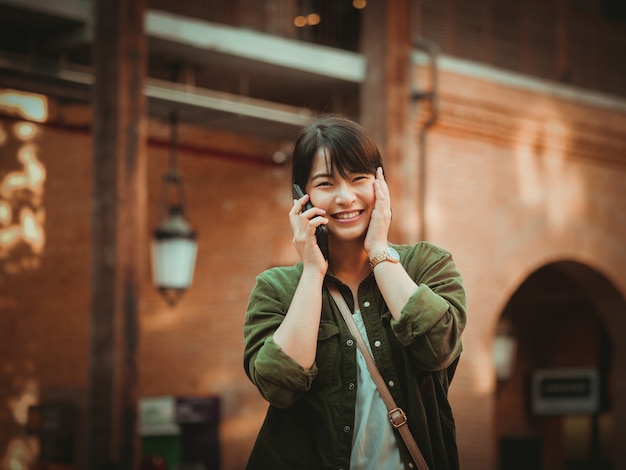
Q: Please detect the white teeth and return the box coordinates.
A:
[335,211,360,219]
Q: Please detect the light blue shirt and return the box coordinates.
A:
[350,309,404,470]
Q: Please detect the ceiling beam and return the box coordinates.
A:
[0,0,365,83]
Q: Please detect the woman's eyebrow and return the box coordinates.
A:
[310,172,333,181]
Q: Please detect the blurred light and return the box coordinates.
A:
[353,0,367,9]
[0,89,48,122]
[493,332,517,381]
[295,13,321,27]
[0,225,21,253]
[493,319,517,381]
[14,122,37,141]
[272,150,288,164]
[307,13,321,25]
[1,380,40,467]
[1,145,46,198]
[20,208,45,254]
[8,379,39,425]
[1,438,38,470]
[0,201,10,224]
[0,114,46,265]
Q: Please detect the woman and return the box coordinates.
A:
[243,115,467,470]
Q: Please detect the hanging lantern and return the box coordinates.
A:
[151,112,197,306]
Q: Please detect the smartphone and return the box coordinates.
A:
[292,184,329,260]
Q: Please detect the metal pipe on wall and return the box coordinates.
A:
[411,39,439,242]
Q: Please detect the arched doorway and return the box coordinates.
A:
[493,261,624,470]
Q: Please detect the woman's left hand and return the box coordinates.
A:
[364,167,392,255]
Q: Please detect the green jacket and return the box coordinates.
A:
[243,242,467,470]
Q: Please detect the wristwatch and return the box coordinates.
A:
[369,247,400,269]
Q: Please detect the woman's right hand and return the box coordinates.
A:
[290,194,328,273]
[273,194,327,369]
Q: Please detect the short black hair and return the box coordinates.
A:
[291,115,383,190]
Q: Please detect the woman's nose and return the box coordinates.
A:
[334,183,356,205]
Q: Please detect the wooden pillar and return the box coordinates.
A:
[360,0,417,243]
[87,0,147,468]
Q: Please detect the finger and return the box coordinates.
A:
[307,215,328,230]
[291,195,307,215]
[376,167,390,191]
[373,179,387,204]
[290,198,300,215]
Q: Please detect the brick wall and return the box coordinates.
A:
[1,62,626,470]
[415,64,626,469]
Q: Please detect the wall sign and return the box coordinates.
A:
[531,367,599,415]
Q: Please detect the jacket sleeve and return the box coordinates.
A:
[243,269,318,408]
[390,243,467,371]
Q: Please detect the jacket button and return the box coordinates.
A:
[343,425,351,433]
[346,339,354,347]
[348,382,355,390]
[363,301,371,307]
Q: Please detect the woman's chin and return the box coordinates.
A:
[329,228,367,244]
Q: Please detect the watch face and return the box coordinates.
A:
[388,247,400,261]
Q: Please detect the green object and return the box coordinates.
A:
[142,435,181,470]
[243,242,467,469]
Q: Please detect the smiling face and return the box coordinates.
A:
[306,147,376,242]
[291,115,384,244]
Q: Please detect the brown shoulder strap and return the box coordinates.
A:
[326,281,431,470]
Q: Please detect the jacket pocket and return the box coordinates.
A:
[312,321,340,387]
